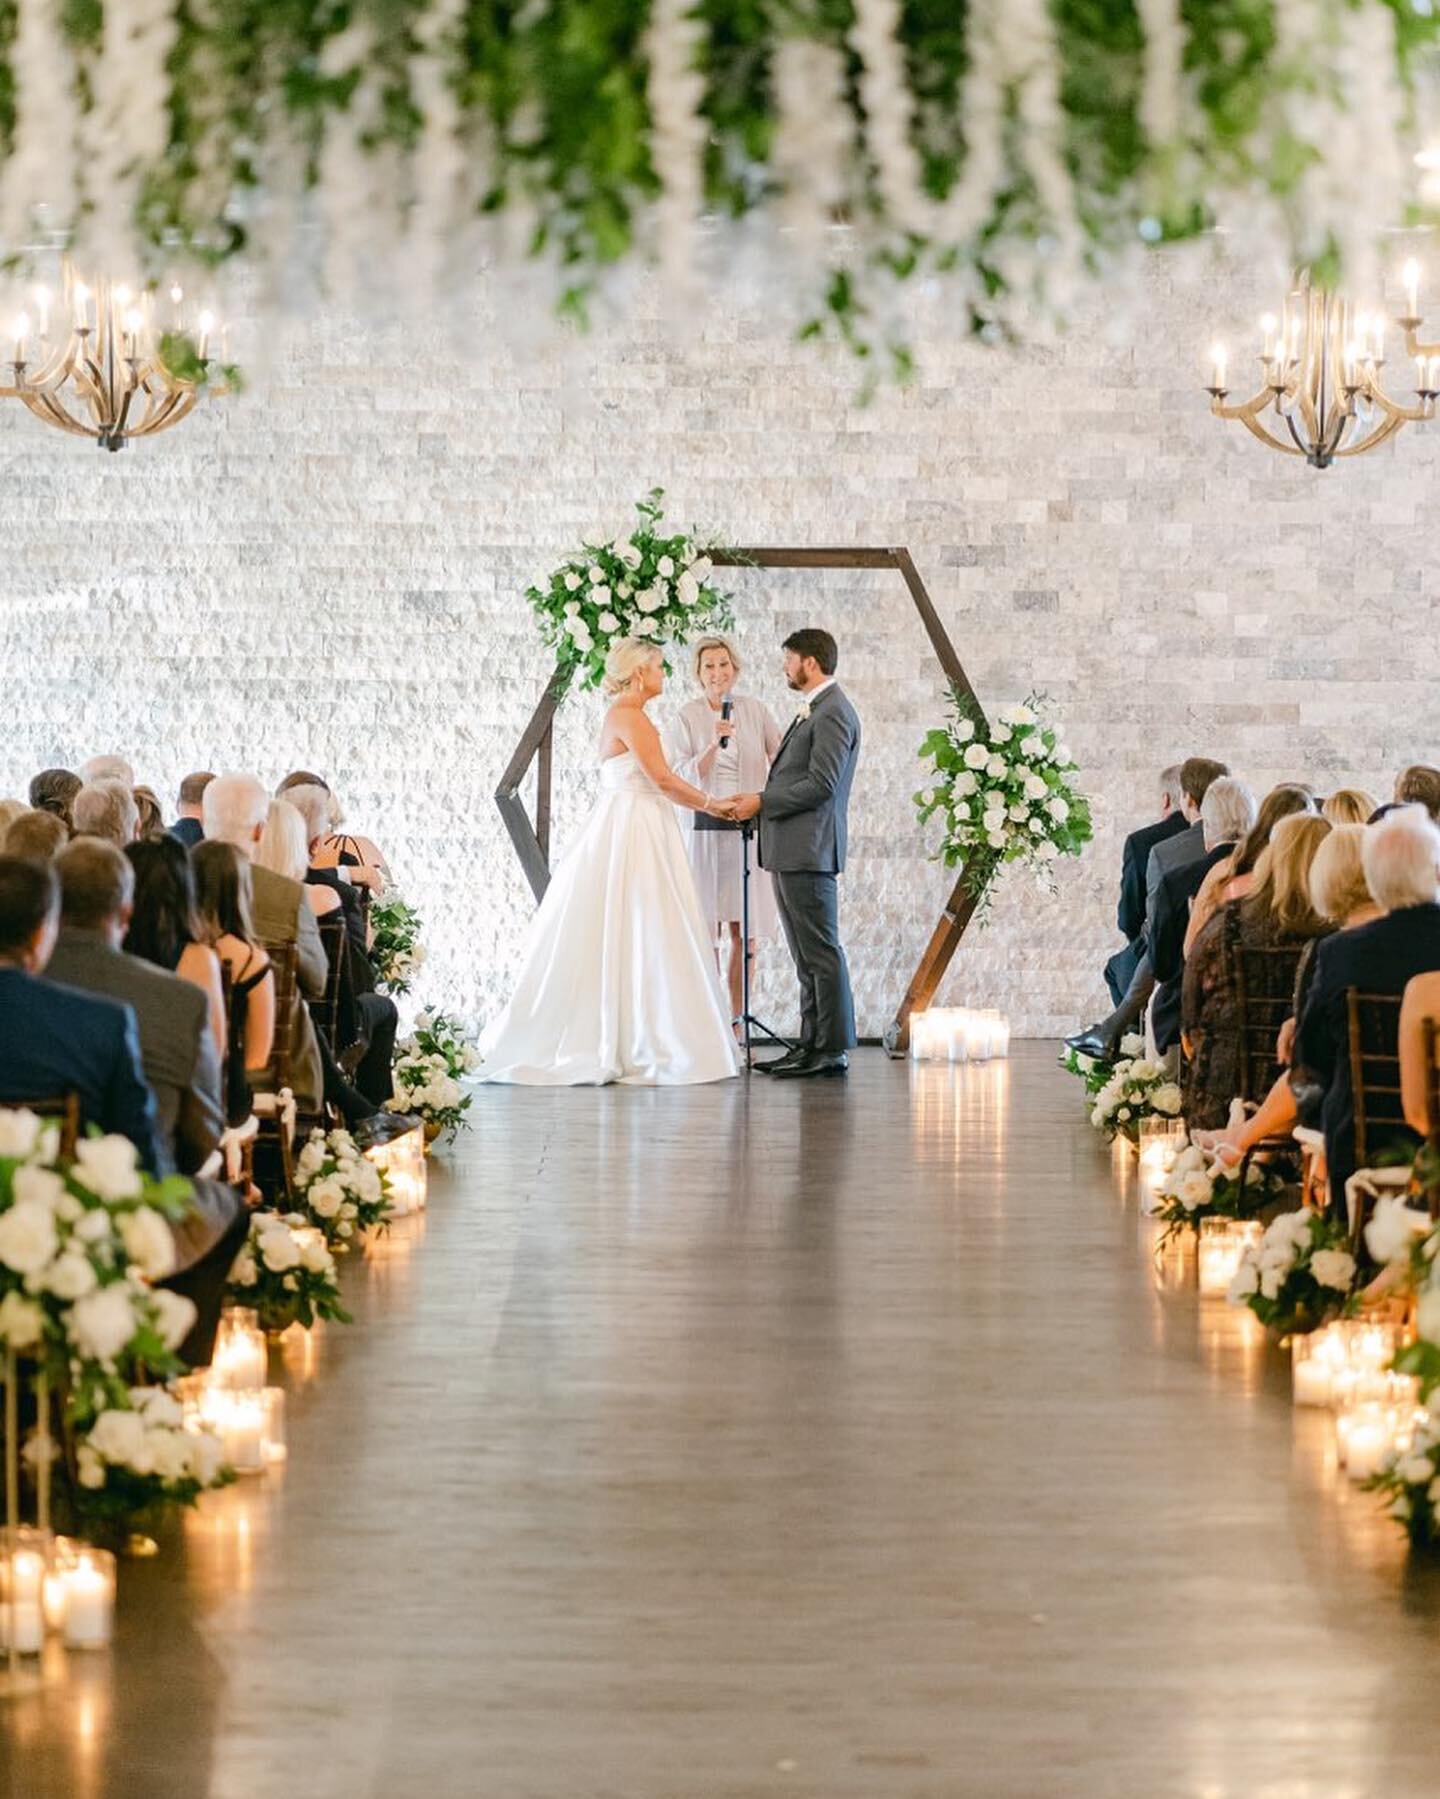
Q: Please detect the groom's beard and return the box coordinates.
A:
[785,675,805,691]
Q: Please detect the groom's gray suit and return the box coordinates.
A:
[758,683,861,1055]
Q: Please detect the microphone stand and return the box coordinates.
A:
[736,816,789,1073]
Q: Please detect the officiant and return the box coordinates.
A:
[665,636,783,1030]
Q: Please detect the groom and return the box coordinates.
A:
[731,628,860,1078]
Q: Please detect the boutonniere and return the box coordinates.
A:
[795,701,812,723]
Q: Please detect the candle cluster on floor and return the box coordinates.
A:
[1,1531,115,1657]
[1289,1319,1422,1482]
[176,1309,287,1475]
[908,1007,1011,1063]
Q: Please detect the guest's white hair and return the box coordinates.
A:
[203,773,269,852]
[1201,776,1256,849]
[284,782,333,847]
[253,799,309,883]
[80,755,135,786]
[72,779,138,846]
[602,637,661,696]
[1362,808,1440,911]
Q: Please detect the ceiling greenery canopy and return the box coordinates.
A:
[0,0,1437,374]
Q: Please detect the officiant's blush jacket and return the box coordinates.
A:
[666,694,782,798]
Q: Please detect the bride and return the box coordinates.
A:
[479,637,741,1086]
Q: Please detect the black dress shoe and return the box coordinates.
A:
[754,1046,809,1074]
[1064,1027,1111,1057]
[772,1052,849,1079]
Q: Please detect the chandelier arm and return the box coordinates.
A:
[1402,323,1440,363]
[1335,414,1408,459]
[18,391,97,439]
[1235,409,1304,457]
[1360,386,1431,427]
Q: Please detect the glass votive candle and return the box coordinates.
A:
[211,1307,267,1393]
[0,1526,51,1654]
[1197,1218,1262,1294]
[262,1387,287,1465]
[1292,1328,1347,1407]
[1335,1402,1405,1482]
[60,1547,116,1649]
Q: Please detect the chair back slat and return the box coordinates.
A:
[259,938,299,1090]
[1232,940,1305,1106]
[316,918,348,1054]
[0,1092,80,1158]
[1346,989,1409,1169]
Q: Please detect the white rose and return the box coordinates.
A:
[1178,1171,1213,1212]
[151,1431,195,1483]
[587,564,604,584]
[299,1236,333,1275]
[1008,804,1028,823]
[1120,1033,1145,1057]
[657,555,675,578]
[0,1291,44,1349]
[563,571,581,591]
[118,1205,176,1280]
[621,542,643,569]
[1010,704,1036,726]
[963,743,988,770]
[1027,816,1045,834]
[72,1136,142,1202]
[1046,796,1070,824]
[12,1165,65,1211]
[953,772,978,797]
[191,1432,226,1485]
[0,1109,43,1159]
[1023,774,1047,801]
[296,1137,327,1179]
[636,588,662,615]
[258,1225,301,1274]
[134,1387,183,1428]
[571,627,594,653]
[677,572,699,606]
[74,1210,111,1245]
[1397,1455,1433,1486]
[1129,1060,1159,1082]
[77,1445,105,1489]
[1227,1261,1259,1302]
[986,830,1006,849]
[307,1179,344,1221]
[45,1250,98,1300]
[954,720,975,742]
[1037,840,1060,862]
[986,756,1006,778]
[1416,1288,1440,1345]
[689,555,713,581]
[0,1200,58,1275]
[1152,1084,1183,1116]
[1056,743,1073,764]
[1365,1196,1430,1269]
[69,1284,140,1363]
[230,1248,257,1287]
[617,581,632,598]
[991,723,1011,743]
[590,585,612,609]
[563,600,581,618]
[597,611,620,635]
[88,1408,148,1466]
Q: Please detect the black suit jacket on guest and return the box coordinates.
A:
[1118,812,1188,945]
[1295,903,1440,1207]
[0,965,161,1171]
[168,817,204,848]
[1149,841,1235,1052]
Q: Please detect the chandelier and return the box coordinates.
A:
[1205,266,1439,468]
[0,263,232,451]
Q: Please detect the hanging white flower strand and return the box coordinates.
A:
[2,0,82,249]
[1136,0,1187,154]
[932,0,1006,247]
[77,0,179,275]
[646,0,710,301]
[1003,0,1084,289]
[771,36,855,260]
[318,19,401,307]
[406,0,474,301]
[848,0,930,237]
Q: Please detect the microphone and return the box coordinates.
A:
[719,696,733,745]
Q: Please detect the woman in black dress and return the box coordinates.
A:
[192,842,276,1126]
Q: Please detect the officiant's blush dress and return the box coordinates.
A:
[665,693,782,941]
[478,752,739,1086]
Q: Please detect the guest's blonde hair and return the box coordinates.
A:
[1247,813,1331,935]
[1308,823,1372,923]
[603,637,660,696]
[692,635,741,682]
[253,798,309,883]
[1322,787,1378,825]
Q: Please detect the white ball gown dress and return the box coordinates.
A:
[479,750,739,1086]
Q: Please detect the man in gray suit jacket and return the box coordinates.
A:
[45,839,247,1363]
[733,628,860,1078]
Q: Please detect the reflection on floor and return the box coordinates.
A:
[9,1046,1440,1799]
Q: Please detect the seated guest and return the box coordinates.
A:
[81,755,136,786]
[204,774,326,1117]
[1104,763,1185,1005]
[281,772,391,896]
[1066,756,1230,1056]
[1149,776,1256,1056]
[73,779,138,846]
[45,839,245,1365]
[29,768,82,828]
[0,800,27,841]
[1207,824,1382,1164]
[169,771,215,848]
[132,785,167,842]
[1323,788,1378,826]
[1181,814,1332,1129]
[0,855,160,1169]
[124,839,227,1064]
[256,799,337,922]
[1296,810,1440,1210]
[192,842,276,1125]
[285,782,367,951]
[3,809,68,865]
[1396,765,1440,821]
[1184,783,1313,955]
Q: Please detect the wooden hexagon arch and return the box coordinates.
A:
[495,547,990,1057]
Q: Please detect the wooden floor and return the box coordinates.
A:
[10,1045,1440,1798]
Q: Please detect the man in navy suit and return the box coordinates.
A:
[167,771,214,848]
[0,857,160,1170]
[1103,764,1186,1003]
[1296,809,1440,1211]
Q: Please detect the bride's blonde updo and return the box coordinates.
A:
[602,637,660,696]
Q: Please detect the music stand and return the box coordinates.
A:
[693,811,791,1072]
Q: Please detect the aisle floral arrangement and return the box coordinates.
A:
[1364,1415,1440,1548]
[1151,1146,1286,1244]
[1226,1209,1358,1337]
[914,694,1091,909]
[1058,1043,1117,1103]
[527,491,734,694]
[227,1213,350,1334]
[292,1129,392,1250]
[388,1011,478,1143]
[369,891,426,996]
[1088,1052,1182,1146]
[75,1387,231,1519]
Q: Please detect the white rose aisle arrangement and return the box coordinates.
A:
[226,1213,351,1335]
[526,490,736,695]
[1361,1412,1440,1549]
[1059,1040,1123,1101]
[72,1386,231,1525]
[1151,1146,1288,1245]
[369,890,426,996]
[1087,1052,1183,1147]
[1226,1209,1359,1338]
[388,1011,478,1146]
[915,694,1091,914]
[292,1128,392,1251]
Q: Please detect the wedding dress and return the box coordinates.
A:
[479,751,739,1086]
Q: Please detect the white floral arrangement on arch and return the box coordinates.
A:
[292,1127,392,1249]
[914,691,1092,909]
[1085,1037,1182,1145]
[388,1011,478,1143]
[525,490,735,695]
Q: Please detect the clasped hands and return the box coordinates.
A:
[708,792,762,822]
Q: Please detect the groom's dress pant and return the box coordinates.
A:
[774,870,856,1054]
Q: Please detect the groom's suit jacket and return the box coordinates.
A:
[758,684,862,874]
